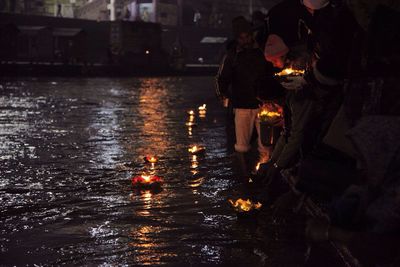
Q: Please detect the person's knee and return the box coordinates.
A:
[234,144,251,153]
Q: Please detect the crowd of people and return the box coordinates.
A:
[215,0,400,265]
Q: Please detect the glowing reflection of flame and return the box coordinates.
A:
[188,177,204,188]
[128,225,178,264]
[228,198,262,212]
[188,145,205,154]
[185,121,196,127]
[191,161,199,169]
[137,78,170,157]
[191,154,199,169]
[198,104,207,118]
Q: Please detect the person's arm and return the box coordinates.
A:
[275,92,313,168]
[215,52,234,98]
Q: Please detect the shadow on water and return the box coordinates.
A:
[0,77,340,266]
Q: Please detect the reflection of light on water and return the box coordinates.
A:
[89,105,122,167]
[128,225,177,264]
[191,154,198,169]
[188,177,204,188]
[199,245,222,263]
[191,162,198,169]
[137,78,171,155]
[198,104,207,118]
[142,190,152,206]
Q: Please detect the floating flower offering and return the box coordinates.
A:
[132,175,163,188]
[188,145,205,154]
[144,156,158,163]
[228,198,262,213]
[275,68,305,77]
[258,103,283,124]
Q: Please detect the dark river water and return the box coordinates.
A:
[0,77,342,266]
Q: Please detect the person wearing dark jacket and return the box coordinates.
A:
[216,16,278,177]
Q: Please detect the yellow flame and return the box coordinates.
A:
[141,175,152,183]
[188,110,195,115]
[259,109,281,118]
[228,198,262,212]
[255,162,261,171]
[275,68,305,77]
[148,156,157,163]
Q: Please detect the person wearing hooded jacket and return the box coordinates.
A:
[215,16,282,178]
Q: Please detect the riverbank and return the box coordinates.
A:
[0,62,219,77]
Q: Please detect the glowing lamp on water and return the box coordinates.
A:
[132,175,163,188]
[228,198,262,213]
[258,103,283,125]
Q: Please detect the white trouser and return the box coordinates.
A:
[234,108,271,161]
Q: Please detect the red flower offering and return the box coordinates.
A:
[144,156,158,164]
[132,175,163,188]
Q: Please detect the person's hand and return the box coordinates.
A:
[272,190,303,216]
[305,218,331,242]
[264,162,282,185]
[268,116,284,127]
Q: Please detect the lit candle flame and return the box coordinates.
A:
[188,110,195,115]
[144,156,158,163]
[228,198,262,212]
[275,68,305,77]
[132,175,163,187]
[255,162,261,171]
[141,175,151,183]
[258,109,281,118]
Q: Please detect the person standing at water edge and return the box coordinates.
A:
[216,16,276,178]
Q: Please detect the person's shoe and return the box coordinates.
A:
[234,152,249,178]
